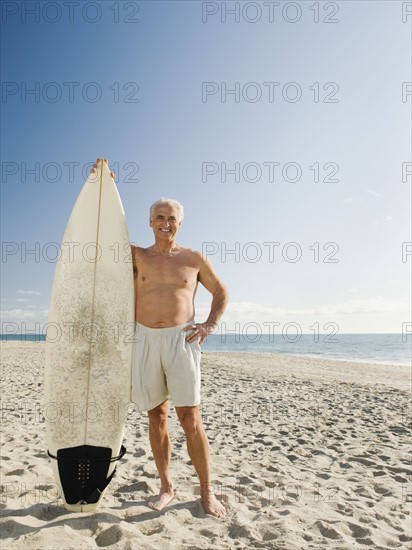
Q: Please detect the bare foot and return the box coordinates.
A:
[147,486,175,511]
[201,494,227,518]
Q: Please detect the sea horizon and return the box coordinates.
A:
[2,333,411,367]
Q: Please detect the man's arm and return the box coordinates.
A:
[198,255,228,328]
[184,252,228,344]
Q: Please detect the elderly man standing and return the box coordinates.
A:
[131,196,228,518]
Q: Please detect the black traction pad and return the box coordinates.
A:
[52,445,122,505]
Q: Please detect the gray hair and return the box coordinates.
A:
[150,197,184,222]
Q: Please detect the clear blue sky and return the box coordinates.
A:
[1,1,411,334]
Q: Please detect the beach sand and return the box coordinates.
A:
[1,342,411,549]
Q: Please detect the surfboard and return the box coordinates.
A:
[44,159,134,512]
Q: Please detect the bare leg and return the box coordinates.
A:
[176,406,226,518]
[146,400,175,510]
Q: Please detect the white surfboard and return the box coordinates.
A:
[44,159,134,512]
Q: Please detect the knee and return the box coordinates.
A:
[178,409,201,436]
[148,403,169,429]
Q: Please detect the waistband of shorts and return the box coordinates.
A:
[134,319,195,335]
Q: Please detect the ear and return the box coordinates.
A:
[149,217,153,227]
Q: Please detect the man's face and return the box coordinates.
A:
[150,204,181,240]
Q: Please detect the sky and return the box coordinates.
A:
[1,0,411,335]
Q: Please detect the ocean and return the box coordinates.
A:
[201,333,412,366]
[1,333,411,366]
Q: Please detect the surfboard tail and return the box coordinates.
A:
[48,444,126,510]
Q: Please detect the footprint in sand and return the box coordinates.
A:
[347,521,372,540]
[95,525,123,547]
[133,448,146,458]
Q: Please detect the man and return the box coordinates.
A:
[91,160,228,517]
[130,196,228,518]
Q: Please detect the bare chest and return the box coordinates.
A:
[137,254,199,288]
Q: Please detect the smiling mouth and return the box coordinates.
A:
[160,229,171,232]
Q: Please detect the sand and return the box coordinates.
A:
[1,342,411,549]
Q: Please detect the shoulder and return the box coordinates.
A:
[184,249,217,277]
[131,244,150,262]
[179,247,207,266]
[130,247,147,260]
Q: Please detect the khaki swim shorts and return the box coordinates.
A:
[131,320,201,412]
